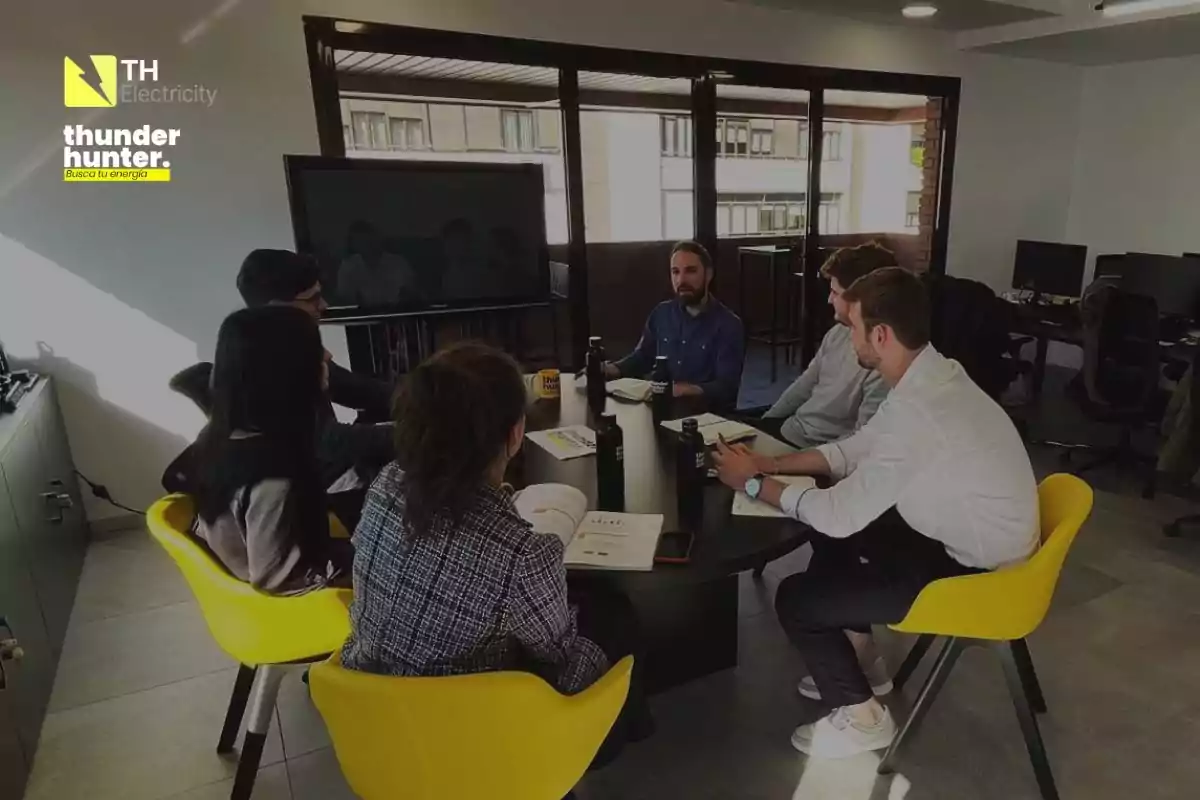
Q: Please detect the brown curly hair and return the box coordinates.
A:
[392,342,527,535]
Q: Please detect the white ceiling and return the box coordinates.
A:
[727,0,1055,31]
[729,0,1200,65]
[968,10,1200,64]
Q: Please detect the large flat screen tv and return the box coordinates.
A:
[284,156,549,319]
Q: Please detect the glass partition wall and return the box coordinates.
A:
[303,17,960,373]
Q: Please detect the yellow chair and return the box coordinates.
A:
[146,495,352,800]
[310,652,634,800]
[879,474,1094,800]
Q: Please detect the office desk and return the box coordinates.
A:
[1008,302,1083,403]
[1008,301,1199,402]
[517,375,808,693]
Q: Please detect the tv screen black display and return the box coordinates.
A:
[285,156,548,316]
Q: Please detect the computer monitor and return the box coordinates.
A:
[1011,240,1088,298]
[1121,253,1200,319]
[1093,254,1126,281]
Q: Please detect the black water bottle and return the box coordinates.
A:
[595,413,625,512]
[650,355,672,423]
[677,417,706,531]
[585,335,607,415]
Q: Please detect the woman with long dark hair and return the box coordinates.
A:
[342,342,650,765]
[191,306,348,594]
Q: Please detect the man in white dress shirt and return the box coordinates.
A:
[713,267,1038,759]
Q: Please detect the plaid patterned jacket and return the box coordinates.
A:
[341,462,609,694]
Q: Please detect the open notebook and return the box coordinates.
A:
[513,483,664,571]
[660,413,758,446]
[572,375,654,402]
[732,475,817,518]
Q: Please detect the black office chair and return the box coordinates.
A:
[1052,289,1163,497]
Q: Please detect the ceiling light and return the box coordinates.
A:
[902,3,939,18]
[1102,0,1200,16]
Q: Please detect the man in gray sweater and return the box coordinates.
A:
[757,244,896,448]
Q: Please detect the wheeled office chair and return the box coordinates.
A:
[1049,289,1163,497]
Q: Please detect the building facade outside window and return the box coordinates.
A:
[906,191,921,229]
[715,192,842,237]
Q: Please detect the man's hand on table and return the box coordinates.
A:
[713,438,777,491]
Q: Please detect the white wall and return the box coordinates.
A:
[1066,55,1200,274]
[0,0,1084,519]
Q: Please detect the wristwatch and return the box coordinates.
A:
[744,473,766,500]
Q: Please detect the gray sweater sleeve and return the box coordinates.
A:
[855,370,889,430]
[242,479,316,594]
[764,331,825,418]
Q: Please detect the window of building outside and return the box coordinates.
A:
[661,115,692,158]
[715,85,811,241]
[580,72,695,243]
[342,80,569,244]
[821,92,929,244]
[389,117,426,150]
[910,123,925,167]
[822,128,843,161]
[350,110,389,150]
[716,192,841,236]
[501,109,536,153]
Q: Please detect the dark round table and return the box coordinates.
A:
[516,375,810,692]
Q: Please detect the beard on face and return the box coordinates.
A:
[676,284,706,307]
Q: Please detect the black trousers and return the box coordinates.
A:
[567,574,652,770]
[774,510,982,708]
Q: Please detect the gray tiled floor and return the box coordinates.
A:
[24,465,1200,800]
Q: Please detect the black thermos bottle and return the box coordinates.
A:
[585,336,607,415]
[677,417,705,531]
[650,355,672,423]
[595,413,625,512]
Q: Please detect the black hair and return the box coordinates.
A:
[237,249,321,307]
[392,342,527,536]
[671,240,713,272]
[193,307,328,556]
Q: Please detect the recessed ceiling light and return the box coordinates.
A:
[902,2,939,18]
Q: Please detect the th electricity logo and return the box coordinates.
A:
[61,55,216,183]
[64,55,118,107]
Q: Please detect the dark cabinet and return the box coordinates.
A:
[0,378,87,796]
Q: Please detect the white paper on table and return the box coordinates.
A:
[513,483,588,547]
[567,511,664,571]
[732,475,817,518]
[660,413,724,432]
[606,378,653,402]
[525,425,596,460]
[660,414,757,446]
[513,483,663,570]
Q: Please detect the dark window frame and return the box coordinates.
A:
[301,15,961,367]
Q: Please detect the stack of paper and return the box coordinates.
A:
[607,378,653,402]
[732,475,817,518]
[660,413,758,446]
[525,425,596,460]
[513,483,664,571]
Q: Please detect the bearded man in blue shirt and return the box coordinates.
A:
[604,240,745,411]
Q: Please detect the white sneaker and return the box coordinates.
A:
[797,656,893,701]
[791,705,897,759]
